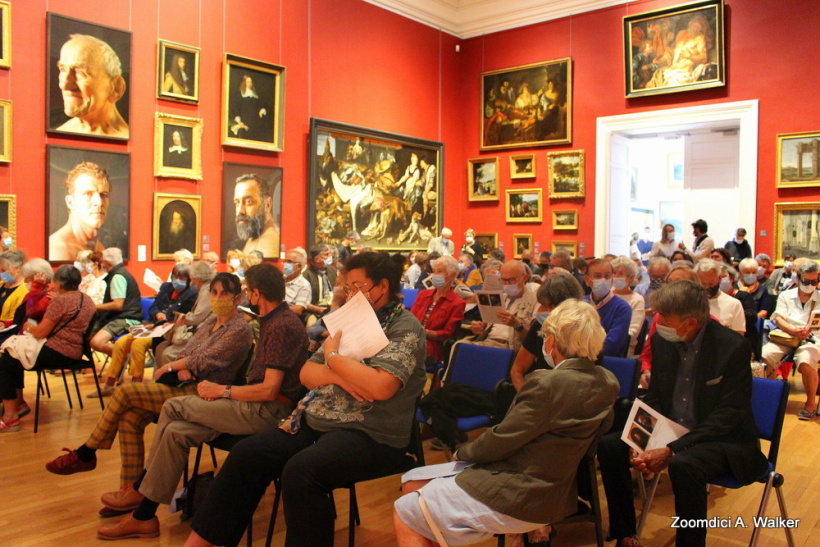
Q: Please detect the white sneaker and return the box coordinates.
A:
[87,384,115,398]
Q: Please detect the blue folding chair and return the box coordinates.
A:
[402,288,419,310]
[601,356,641,400]
[140,297,154,320]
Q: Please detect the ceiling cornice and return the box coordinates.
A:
[362,0,636,39]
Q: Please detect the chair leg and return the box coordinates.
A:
[209,445,218,468]
[265,479,282,547]
[71,370,84,409]
[635,473,661,539]
[42,371,51,398]
[60,370,73,409]
[774,485,795,547]
[588,457,605,547]
[34,371,43,433]
[90,368,105,410]
[497,534,505,546]
[348,485,359,547]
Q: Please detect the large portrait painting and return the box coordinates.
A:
[308,118,444,251]
[153,193,201,260]
[221,163,283,259]
[222,54,285,152]
[153,112,203,180]
[47,145,130,262]
[481,58,572,151]
[47,13,131,140]
[624,0,725,98]
[776,131,820,188]
[157,40,199,104]
[773,202,820,263]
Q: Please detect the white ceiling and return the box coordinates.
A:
[363,0,636,39]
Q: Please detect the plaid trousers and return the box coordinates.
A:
[85,381,196,486]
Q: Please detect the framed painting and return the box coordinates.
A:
[468,157,499,201]
[624,0,725,98]
[153,193,201,260]
[0,1,10,69]
[222,53,285,152]
[512,234,532,258]
[474,232,497,252]
[776,131,820,188]
[552,209,578,230]
[47,13,131,140]
[153,112,203,180]
[0,194,15,246]
[0,99,10,162]
[481,58,572,150]
[221,162,283,259]
[307,118,444,251]
[46,145,130,262]
[552,240,578,258]
[773,202,820,263]
[667,152,684,188]
[506,189,542,223]
[157,40,200,103]
[510,154,536,179]
[548,150,585,198]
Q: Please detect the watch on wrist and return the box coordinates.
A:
[515,323,524,332]
[326,351,340,367]
[222,386,231,399]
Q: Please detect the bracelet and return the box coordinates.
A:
[167,364,173,373]
[326,351,339,368]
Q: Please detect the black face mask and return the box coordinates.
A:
[249,304,260,315]
[522,259,531,265]
[705,284,720,298]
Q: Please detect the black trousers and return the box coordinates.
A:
[0,345,76,400]
[190,421,405,547]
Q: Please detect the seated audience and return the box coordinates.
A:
[709,247,732,264]
[90,248,143,357]
[766,254,796,295]
[20,258,57,327]
[0,265,96,432]
[427,227,454,256]
[598,280,768,547]
[670,249,689,263]
[200,251,219,272]
[755,253,773,282]
[184,251,427,547]
[0,225,12,252]
[96,264,309,540]
[282,248,311,317]
[337,230,360,265]
[393,299,619,546]
[694,259,745,334]
[611,256,646,355]
[240,252,262,280]
[0,250,29,328]
[550,251,585,293]
[761,260,820,420]
[410,256,465,364]
[456,252,482,287]
[585,259,632,357]
[536,251,552,275]
[489,247,505,262]
[738,257,773,320]
[44,273,252,496]
[414,251,440,290]
[167,249,194,281]
[722,265,760,357]
[403,251,427,289]
[79,251,107,305]
[302,244,337,326]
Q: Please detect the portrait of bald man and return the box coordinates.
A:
[221,164,282,259]
[47,15,131,140]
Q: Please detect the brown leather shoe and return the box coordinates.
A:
[97,514,159,540]
[101,484,144,511]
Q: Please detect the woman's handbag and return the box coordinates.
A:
[768,329,801,348]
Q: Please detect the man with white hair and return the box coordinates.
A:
[90,248,143,356]
[56,34,129,138]
[283,248,311,317]
[426,227,454,257]
[694,259,745,334]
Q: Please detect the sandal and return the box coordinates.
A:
[0,418,20,432]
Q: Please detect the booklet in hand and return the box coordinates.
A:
[475,290,504,324]
[621,398,689,454]
[322,291,389,362]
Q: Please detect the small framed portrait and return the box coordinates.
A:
[624,0,725,98]
[548,150,585,198]
[506,189,542,223]
[153,113,203,180]
[552,209,578,230]
[47,13,131,141]
[222,162,283,259]
[47,145,130,262]
[0,1,11,69]
[468,157,500,201]
[157,40,200,103]
[776,131,820,188]
[474,232,498,252]
[510,154,536,179]
[0,194,16,246]
[153,193,201,260]
[773,202,820,263]
[512,234,532,259]
[0,99,10,162]
[552,240,578,258]
[222,53,285,152]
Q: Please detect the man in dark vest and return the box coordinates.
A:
[90,247,143,356]
[301,244,337,327]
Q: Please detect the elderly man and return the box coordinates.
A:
[233,173,279,258]
[762,260,820,420]
[336,231,360,265]
[90,248,143,356]
[551,250,587,293]
[694,259,745,334]
[56,34,129,138]
[635,256,672,307]
[584,259,633,357]
[426,227,454,256]
[49,162,111,261]
[755,253,773,282]
[302,244,337,326]
[598,280,767,547]
[283,248,311,317]
[201,251,219,272]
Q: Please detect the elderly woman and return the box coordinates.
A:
[226,249,243,276]
[722,266,760,358]
[91,263,198,397]
[20,258,56,324]
[411,255,466,364]
[0,250,28,328]
[510,271,584,390]
[738,257,773,319]
[184,251,427,547]
[456,252,483,288]
[611,256,647,355]
[0,265,96,432]
[0,226,12,252]
[393,299,619,546]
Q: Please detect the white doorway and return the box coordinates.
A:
[595,101,759,257]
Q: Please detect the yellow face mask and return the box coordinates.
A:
[209,297,236,318]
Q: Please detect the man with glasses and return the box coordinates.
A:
[584,259,633,357]
[761,260,820,420]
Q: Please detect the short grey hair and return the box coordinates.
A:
[173,249,194,264]
[441,227,453,238]
[738,258,758,273]
[68,34,122,79]
[724,265,739,283]
[102,247,123,266]
[551,251,573,270]
[76,250,92,264]
[0,249,26,269]
[458,252,475,265]
[480,258,502,277]
[537,271,584,308]
[755,253,772,264]
[435,255,460,277]
[287,248,307,267]
[647,256,672,274]
[693,258,721,276]
[650,280,710,325]
[611,256,638,278]
[797,260,819,277]
[189,261,215,283]
[21,258,54,282]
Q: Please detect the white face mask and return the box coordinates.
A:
[757,266,766,279]
[656,323,686,343]
[430,274,448,289]
[719,277,732,293]
[534,311,550,324]
[229,258,240,269]
[503,283,522,297]
[465,237,474,244]
[742,273,757,286]
[798,279,817,295]
[541,338,556,368]
[591,278,612,299]
[613,277,628,291]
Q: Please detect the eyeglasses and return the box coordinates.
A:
[499,276,520,284]
[343,281,372,297]
[800,278,819,287]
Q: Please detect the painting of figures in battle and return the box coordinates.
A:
[307,119,444,251]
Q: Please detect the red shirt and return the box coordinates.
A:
[410,289,465,362]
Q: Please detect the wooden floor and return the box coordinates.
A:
[1,369,818,546]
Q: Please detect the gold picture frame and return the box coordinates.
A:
[510,154,536,179]
[222,53,285,152]
[157,40,200,104]
[468,157,500,201]
[773,202,820,264]
[0,1,11,69]
[152,193,202,260]
[512,234,532,258]
[552,209,578,230]
[776,131,820,188]
[0,194,16,245]
[0,99,11,162]
[154,112,203,180]
[506,189,543,223]
[548,150,585,198]
[552,240,578,258]
[473,232,498,252]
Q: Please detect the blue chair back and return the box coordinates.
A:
[402,288,419,310]
[633,317,651,355]
[446,343,514,393]
[141,297,154,321]
[601,356,641,399]
[750,377,790,464]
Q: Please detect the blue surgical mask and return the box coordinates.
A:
[457,262,466,272]
[283,262,295,276]
[503,283,521,297]
[86,264,94,274]
[534,311,550,325]
[612,277,628,291]
[719,277,732,293]
[324,256,334,267]
[73,261,83,271]
[742,273,757,286]
[431,274,448,289]
[2,237,11,247]
[172,280,187,291]
[784,261,793,272]
[592,278,612,299]
[656,323,685,343]
[0,271,14,284]
[236,267,245,278]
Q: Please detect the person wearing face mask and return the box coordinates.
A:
[302,244,338,326]
[410,256,465,364]
[722,266,760,358]
[584,259,633,357]
[456,252,483,288]
[44,273,253,519]
[765,253,796,296]
[79,251,108,305]
[761,261,820,420]
[679,219,714,262]
[650,223,678,259]
[404,251,428,289]
[226,249,243,277]
[754,253,773,282]
[166,249,194,281]
[694,259,745,335]
[0,251,29,329]
[460,228,484,265]
[598,280,767,547]
[96,264,309,540]
[724,227,752,265]
[635,257,672,312]
[282,248,311,318]
[0,226,12,252]
[89,263,198,398]
[426,227,454,257]
[611,257,646,356]
[738,258,774,321]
